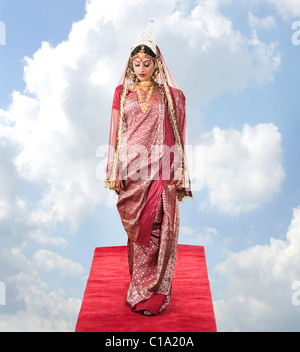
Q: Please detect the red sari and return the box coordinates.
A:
[113,83,181,314]
[105,48,192,315]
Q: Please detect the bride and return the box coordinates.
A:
[105,21,193,316]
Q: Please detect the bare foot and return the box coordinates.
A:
[143,310,154,316]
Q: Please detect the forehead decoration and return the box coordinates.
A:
[131,46,153,62]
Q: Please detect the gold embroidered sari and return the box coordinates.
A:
[105,23,192,315]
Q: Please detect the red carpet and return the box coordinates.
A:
[75,245,217,332]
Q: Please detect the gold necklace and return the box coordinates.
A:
[136,81,154,113]
[138,80,153,91]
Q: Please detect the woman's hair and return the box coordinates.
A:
[131,45,156,59]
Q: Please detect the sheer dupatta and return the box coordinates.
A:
[105,46,193,204]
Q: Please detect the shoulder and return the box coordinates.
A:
[114,84,123,95]
[112,85,123,110]
[169,85,185,99]
[158,84,186,101]
[116,83,137,93]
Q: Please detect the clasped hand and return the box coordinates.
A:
[115,168,183,192]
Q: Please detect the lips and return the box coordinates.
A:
[139,74,145,77]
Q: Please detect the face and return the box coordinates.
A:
[132,56,155,82]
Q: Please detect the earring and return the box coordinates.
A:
[128,61,137,82]
[152,60,159,82]
[152,69,159,82]
[130,73,137,81]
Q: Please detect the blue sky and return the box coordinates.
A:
[0,0,86,108]
[0,0,300,331]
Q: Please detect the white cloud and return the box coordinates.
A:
[0,0,282,230]
[158,0,280,106]
[0,0,286,331]
[33,250,84,276]
[249,0,300,20]
[214,207,300,331]
[248,12,277,30]
[28,229,67,247]
[267,0,300,19]
[0,285,81,332]
[198,123,284,215]
[180,225,219,245]
[24,287,81,332]
[0,241,84,331]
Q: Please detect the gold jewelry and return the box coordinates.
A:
[138,80,153,91]
[152,70,159,82]
[138,45,146,60]
[136,81,154,113]
[130,73,137,81]
[152,61,159,82]
[131,21,157,56]
[131,45,153,62]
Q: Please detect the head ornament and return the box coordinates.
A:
[105,21,193,203]
[131,20,157,55]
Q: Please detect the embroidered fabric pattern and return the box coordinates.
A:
[116,84,164,243]
[104,21,193,316]
[127,183,180,314]
[104,46,193,203]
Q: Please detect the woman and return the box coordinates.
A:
[105,21,193,316]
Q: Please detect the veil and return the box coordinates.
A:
[105,42,193,203]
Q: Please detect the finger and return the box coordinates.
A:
[115,176,123,190]
[176,180,183,188]
[117,176,124,191]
